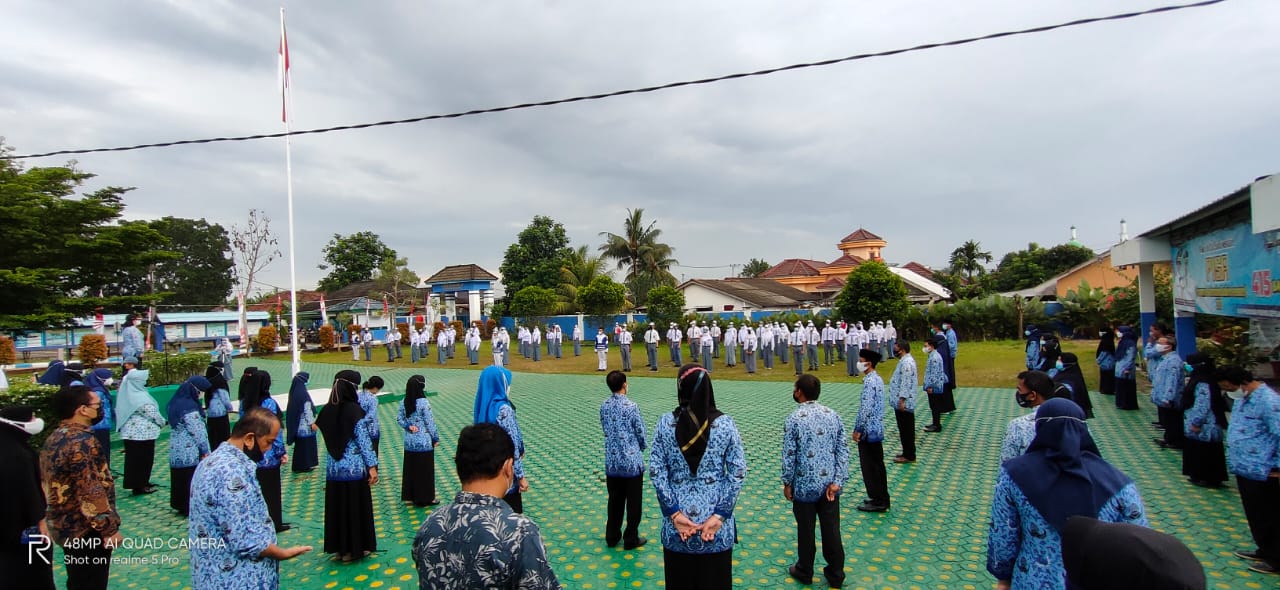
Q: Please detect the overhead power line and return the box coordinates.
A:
[3,0,1227,161]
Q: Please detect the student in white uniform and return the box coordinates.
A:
[351,329,363,361]
[710,322,722,359]
[491,326,507,366]
[737,323,749,363]
[742,326,758,374]
[436,329,449,365]
[644,323,661,371]
[699,329,715,372]
[687,322,701,364]
[778,322,791,365]
[531,326,542,362]
[835,321,847,363]
[466,326,481,365]
[806,321,821,371]
[409,326,421,363]
[618,325,633,372]
[792,322,807,376]
[595,327,610,371]
[822,320,836,366]
[723,322,738,368]
[500,327,511,366]
[666,322,683,367]
[760,322,775,370]
[573,323,583,356]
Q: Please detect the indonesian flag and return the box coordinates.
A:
[93,308,104,334]
[319,294,328,326]
[409,300,415,319]
[276,295,283,316]
[278,9,290,123]
[383,296,390,318]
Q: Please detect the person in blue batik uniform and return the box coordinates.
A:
[317,370,379,562]
[117,363,165,495]
[1095,328,1116,396]
[1113,326,1140,410]
[1023,325,1042,371]
[82,368,116,467]
[650,364,746,589]
[474,365,531,514]
[1151,336,1186,449]
[888,340,917,462]
[167,376,211,516]
[203,362,233,451]
[121,315,145,365]
[286,372,319,473]
[987,398,1148,590]
[189,407,312,590]
[922,337,948,433]
[781,373,849,587]
[242,371,291,533]
[1181,353,1227,488]
[600,370,648,550]
[358,376,385,458]
[398,375,440,507]
[1000,371,1060,463]
[1217,366,1280,575]
[943,320,958,359]
[853,349,890,512]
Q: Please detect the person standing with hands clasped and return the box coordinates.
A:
[782,374,849,587]
[853,349,890,512]
[1217,366,1280,575]
[600,370,648,550]
[888,340,917,463]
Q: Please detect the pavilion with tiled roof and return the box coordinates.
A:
[422,264,498,325]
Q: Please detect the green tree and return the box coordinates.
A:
[317,231,397,291]
[500,216,573,312]
[834,261,910,326]
[110,217,233,309]
[1058,280,1108,337]
[508,286,558,325]
[370,256,421,317]
[987,242,1095,292]
[948,240,993,282]
[599,208,677,306]
[740,258,772,278]
[576,275,627,332]
[0,144,171,328]
[556,245,607,314]
[645,285,686,327]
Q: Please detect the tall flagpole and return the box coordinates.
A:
[281,7,301,376]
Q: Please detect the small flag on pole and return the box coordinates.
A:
[93,308,104,335]
[279,13,290,123]
[320,294,329,327]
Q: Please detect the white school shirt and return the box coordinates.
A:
[743,332,758,352]
[807,327,821,346]
[760,327,774,349]
[737,326,748,343]
[645,329,660,344]
[532,328,542,344]
[723,328,737,346]
[667,327,681,343]
[619,330,633,345]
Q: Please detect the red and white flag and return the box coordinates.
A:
[93,307,104,335]
[319,294,329,326]
[278,10,291,123]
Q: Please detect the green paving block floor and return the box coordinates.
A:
[55,359,1273,589]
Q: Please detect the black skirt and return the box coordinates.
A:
[170,466,195,515]
[122,439,156,491]
[1115,378,1139,410]
[257,466,284,531]
[206,416,231,451]
[1183,439,1228,484]
[292,436,319,473]
[325,478,377,556]
[936,384,957,414]
[663,548,733,590]
[1098,370,1116,395]
[401,450,437,506]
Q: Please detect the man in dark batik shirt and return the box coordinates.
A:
[413,423,558,589]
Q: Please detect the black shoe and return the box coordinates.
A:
[623,537,647,550]
[788,565,813,585]
[134,485,158,496]
[1235,549,1263,561]
[1154,438,1169,447]
[606,539,619,548]
[1249,562,1280,574]
[276,523,292,533]
[856,501,889,512]
[825,573,845,588]
[922,425,941,433]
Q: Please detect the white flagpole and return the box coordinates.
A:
[281,7,301,375]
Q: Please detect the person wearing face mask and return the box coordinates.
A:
[117,364,165,495]
[1180,354,1226,488]
[317,370,379,562]
[41,386,123,590]
[1150,336,1186,450]
[203,362,233,451]
[1040,334,1062,378]
[942,320,958,359]
[167,376,211,516]
[287,372,320,473]
[1000,371,1058,462]
[412,423,560,588]
[82,368,116,467]
[782,374,849,587]
[922,337,948,433]
[1095,328,1117,396]
[1217,366,1280,575]
[189,407,313,589]
[122,315,145,367]
[1052,353,1093,419]
[0,405,55,590]
[398,375,441,507]
[474,366,530,513]
[1113,326,1140,410]
[1023,325,1043,371]
[888,340,918,462]
[358,376,384,458]
[852,349,890,512]
[595,327,611,372]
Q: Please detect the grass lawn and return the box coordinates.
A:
[274,338,1107,390]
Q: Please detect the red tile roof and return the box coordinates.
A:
[815,276,846,291]
[902,261,935,279]
[839,228,883,243]
[760,258,826,278]
[424,264,499,284]
[823,253,865,269]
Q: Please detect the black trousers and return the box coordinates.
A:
[792,498,845,583]
[858,441,889,506]
[504,490,523,514]
[122,439,155,492]
[925,394,943,429]
[257,466,284,531]
[663,548,732,590]
[605,475,643,546]
[894,409,916,460]
[63,538,113,590]
[1238,476,1280,568]
[1158,406,1186,447]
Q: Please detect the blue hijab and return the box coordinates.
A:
[83,368,113,394]
[285,372,310,445]
[1114,325,1136,362]
[37,360,65,386]
[167,376,210,426]
[473,365,513,425]
[1004,398,1131,532]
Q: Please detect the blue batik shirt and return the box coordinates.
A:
[497,404,526,493]
[924,351,947,394]
[945,328,958,357]
[358,390,381,440]
[412,491,560,589]
[90,387,114,432]
[326,421,379,482]
[397,398,440,453]
[1183,382,1223,443]
[600,393,647,478]
[1114,345,1136,380]
[889,354,918,412]
[781,401,849,503]
[649,412,746,554]
[256,397,287,469]
[189,443,279,590]
[1000,413,1037,463]
[1025,341,1040,371]
[854,372,887,443]
[987,469,1147,589]
[206,388,232,419]
[1226,383,1280,482]
[1149,352,1184,407]
[169,411,210,469]
[1095,351,1115,372]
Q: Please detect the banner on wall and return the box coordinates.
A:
[1173,222,1280,318]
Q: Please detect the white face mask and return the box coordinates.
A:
[1225,388,1246,400]
[856,361,868,374]
[1099,331,1106,337]
[0,417,45,436]
[132,320,142,326]
[103,378,115,387]
[922,346,931,355]
[1155,344,1172,353]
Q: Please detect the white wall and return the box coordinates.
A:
[679,284,748,313]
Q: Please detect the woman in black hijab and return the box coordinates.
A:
[649,363,746,589]
[1095,327,1117,396]
[1180,353,1227,488]
[1053,352,1094,419]
[931,334,957,414]
[397,375,440,507]
[237,366,259,404]
[0,406,55,590]
[317,369,379,562]
[203,362,233,449]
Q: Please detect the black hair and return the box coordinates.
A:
[363,376,384,391]
[1216,366,1254,386]
[1017,370,1055,398]
[455,423,516,484]
[232,406,280,438]
[52,386,94,420]
[794,374,821,401]
[1151,323,1171,336]
[606,370,627,393]
[893,340,910,355]
[1160,335,1177,348]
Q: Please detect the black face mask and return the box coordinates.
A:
[242,439,265,463]
[88,406,105,426]
[1015,389,1035,409]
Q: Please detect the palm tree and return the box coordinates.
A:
[949,240,993,282]
[599,208,677,305]
[556,245,607,314]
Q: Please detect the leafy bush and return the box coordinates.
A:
[255,326,279,353]
[1198,324,1268,371]
[396,323,410,344]
[484,318,498,339]
[0,335,15,366]
[0,381,60,447]
[145,352,211,386]
[449,321,464,338]
[318,325,336,351]
[78,334,109,366]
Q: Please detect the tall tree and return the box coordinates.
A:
[556,245,607,314]
[370,256,420,317]
[598,208,677,306]
[317,231,397,292]
[987,242,1095,292]
[740,258,772,278]
[645,285,686,328]
[948,240,993,282]
[230,209,281,348]
[109,217,234,309]
[834,261,910,326]
[576,275,627,332]
[508,285,558,325]
[500,216,573,309]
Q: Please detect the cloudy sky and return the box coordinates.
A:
[4,0,1278,298]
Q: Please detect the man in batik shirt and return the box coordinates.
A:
[781,374,849,587]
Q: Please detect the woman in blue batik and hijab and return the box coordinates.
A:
[1113,326,1140,410]
[287,371,319,473]
[1181,353,1228,488]
[473,365,529,513]
[987,398,1148,590]
[36,360,65,386]
[932,334,957,415]
[203,362,233,450]
[398,375,440,507]
[244,371,290,532]
[167,376,211,516]
[1096,327,1117,396]
[82,368,116,465]
[118,364,165,495]
[318,369,379,562]
[1024,325,1042,371]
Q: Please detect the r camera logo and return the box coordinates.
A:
[27,533,52,565]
